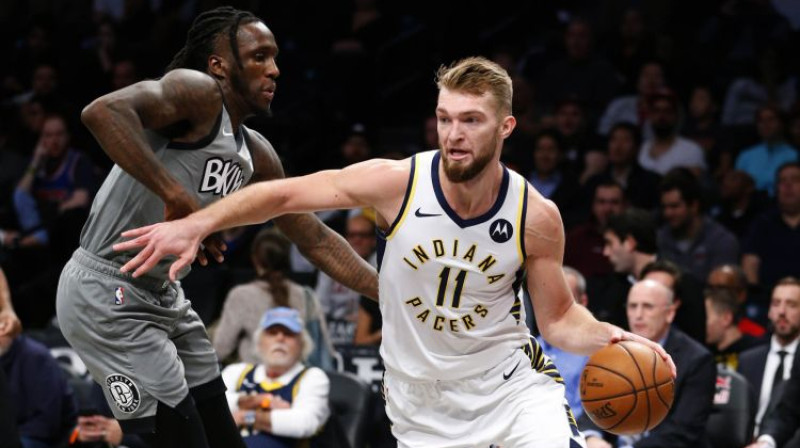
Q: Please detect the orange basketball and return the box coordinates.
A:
[580,341,674,435]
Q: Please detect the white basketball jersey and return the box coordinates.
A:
[378,150,531,381]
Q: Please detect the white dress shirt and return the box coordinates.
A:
[756,337,799,430]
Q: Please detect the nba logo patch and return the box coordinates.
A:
[114,287,125,305]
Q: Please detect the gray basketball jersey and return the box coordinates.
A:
[80,106,255,280]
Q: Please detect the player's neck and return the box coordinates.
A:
[219,83,252,133]
[439,161,504,219]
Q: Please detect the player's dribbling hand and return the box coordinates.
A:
[608,326,677,379]
[113,218,204,281]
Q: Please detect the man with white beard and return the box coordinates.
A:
[221,307,330,448]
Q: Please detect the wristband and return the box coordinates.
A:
[244,410,256,426]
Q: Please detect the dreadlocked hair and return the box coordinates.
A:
[166,6,260,73]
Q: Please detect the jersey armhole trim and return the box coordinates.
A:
[381,154,418,240]
[166,110,223,150]
[517,180,528,264]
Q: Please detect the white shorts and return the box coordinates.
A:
[383,347,587,448]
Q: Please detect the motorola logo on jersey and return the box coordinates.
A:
[199,157,245,197]
[489,219,513,243]
[106,374,141,413]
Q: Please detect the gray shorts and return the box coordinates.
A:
[56,248,222,428]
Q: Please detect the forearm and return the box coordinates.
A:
[277,214,378,300]
[81,100,185,203]
[541,303,615,355]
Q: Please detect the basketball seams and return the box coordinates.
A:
[581,363,638,431]
[651,350,672,409]
[618,342,651,434]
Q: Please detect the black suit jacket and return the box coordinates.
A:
[759,346,800,447]
[580,327,717,448]
[738,344,770,412]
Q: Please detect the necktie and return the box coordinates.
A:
[772,350,788,396]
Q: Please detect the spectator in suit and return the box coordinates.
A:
[742,162,800,290]
[222,307,330,448]
[582,279,716,448]
[741,277,800,446]
[703,287,761,370]
[657,168,739,282]
[640,259,706,345]
[565,180,626,279]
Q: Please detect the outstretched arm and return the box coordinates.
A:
[250,133,377,299]
[525,192,675,376]
[114,158,410,281]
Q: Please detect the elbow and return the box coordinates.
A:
[81,99,108,130]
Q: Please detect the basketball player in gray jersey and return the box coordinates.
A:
[55,7,377,448]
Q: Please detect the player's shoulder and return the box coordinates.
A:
[160,69,218,91]
[242,127,275,152]
[523,182,563,232]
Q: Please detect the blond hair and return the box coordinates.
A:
[435,56,513,114]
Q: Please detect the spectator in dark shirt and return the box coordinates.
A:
[590,208,659,328]
[527,130,581,225]
[704,287,762,370]
[657,169,739,282]
[0,333,77,448]
[714,170,768,240]
[743,162,800,290]
[684,84,725,178]
[565,180,625,279]
[538,18,621,123]
[586,122,661,210]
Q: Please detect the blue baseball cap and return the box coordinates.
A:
[259,307,304,334]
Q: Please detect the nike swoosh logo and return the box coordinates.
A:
[502,360,520,380]
[414,208,442,218]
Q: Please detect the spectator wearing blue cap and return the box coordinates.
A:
[221,307,330,448]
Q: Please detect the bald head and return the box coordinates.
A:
[627,279,676,342]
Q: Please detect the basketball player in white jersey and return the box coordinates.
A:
[116,57,676,447]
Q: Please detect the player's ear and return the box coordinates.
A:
[500,115,516,139]
[208,54,227,80]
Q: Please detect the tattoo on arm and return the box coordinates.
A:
[276,214,378,300]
